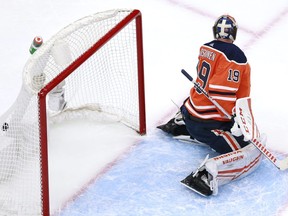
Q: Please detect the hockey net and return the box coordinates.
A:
[0,9,145,215]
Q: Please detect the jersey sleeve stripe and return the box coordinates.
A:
[211,95,236,102]
[185,100,223,119]
[209,90,237,102]
[189,97,216,110]
[209,90,236,96]
[209,84,238,92]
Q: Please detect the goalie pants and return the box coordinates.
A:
[180,105,250,154]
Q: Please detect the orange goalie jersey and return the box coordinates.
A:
[184,40,251,121]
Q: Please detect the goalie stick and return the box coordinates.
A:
[181,69,288,171]
[181,69,231,120]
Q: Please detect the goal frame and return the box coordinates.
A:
[38,9,145,215]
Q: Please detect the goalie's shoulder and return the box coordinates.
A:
[204,40,247,64]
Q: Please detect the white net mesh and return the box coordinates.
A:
[0,9,144,215]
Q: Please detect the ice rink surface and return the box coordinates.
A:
[1,0,288,215]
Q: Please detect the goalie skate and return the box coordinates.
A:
[180,169,213,197]
[181,179,209,197]
[181,155,213,196]
[157,111,189,136]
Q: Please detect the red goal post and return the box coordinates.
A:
[0,9,145,215]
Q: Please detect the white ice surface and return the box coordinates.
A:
[1,0,288,215]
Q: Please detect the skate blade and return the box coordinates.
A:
[156,124,166,130]
[180,179,208,197]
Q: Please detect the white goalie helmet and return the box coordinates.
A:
[213,15,238,42]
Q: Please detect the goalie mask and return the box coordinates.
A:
[213,15,238,42]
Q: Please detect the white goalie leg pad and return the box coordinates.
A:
[204,159,219,195]
[201,134,266,195]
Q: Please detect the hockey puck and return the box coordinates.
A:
[2,122,9,131]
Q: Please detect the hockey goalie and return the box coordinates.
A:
[158,15,267,196]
